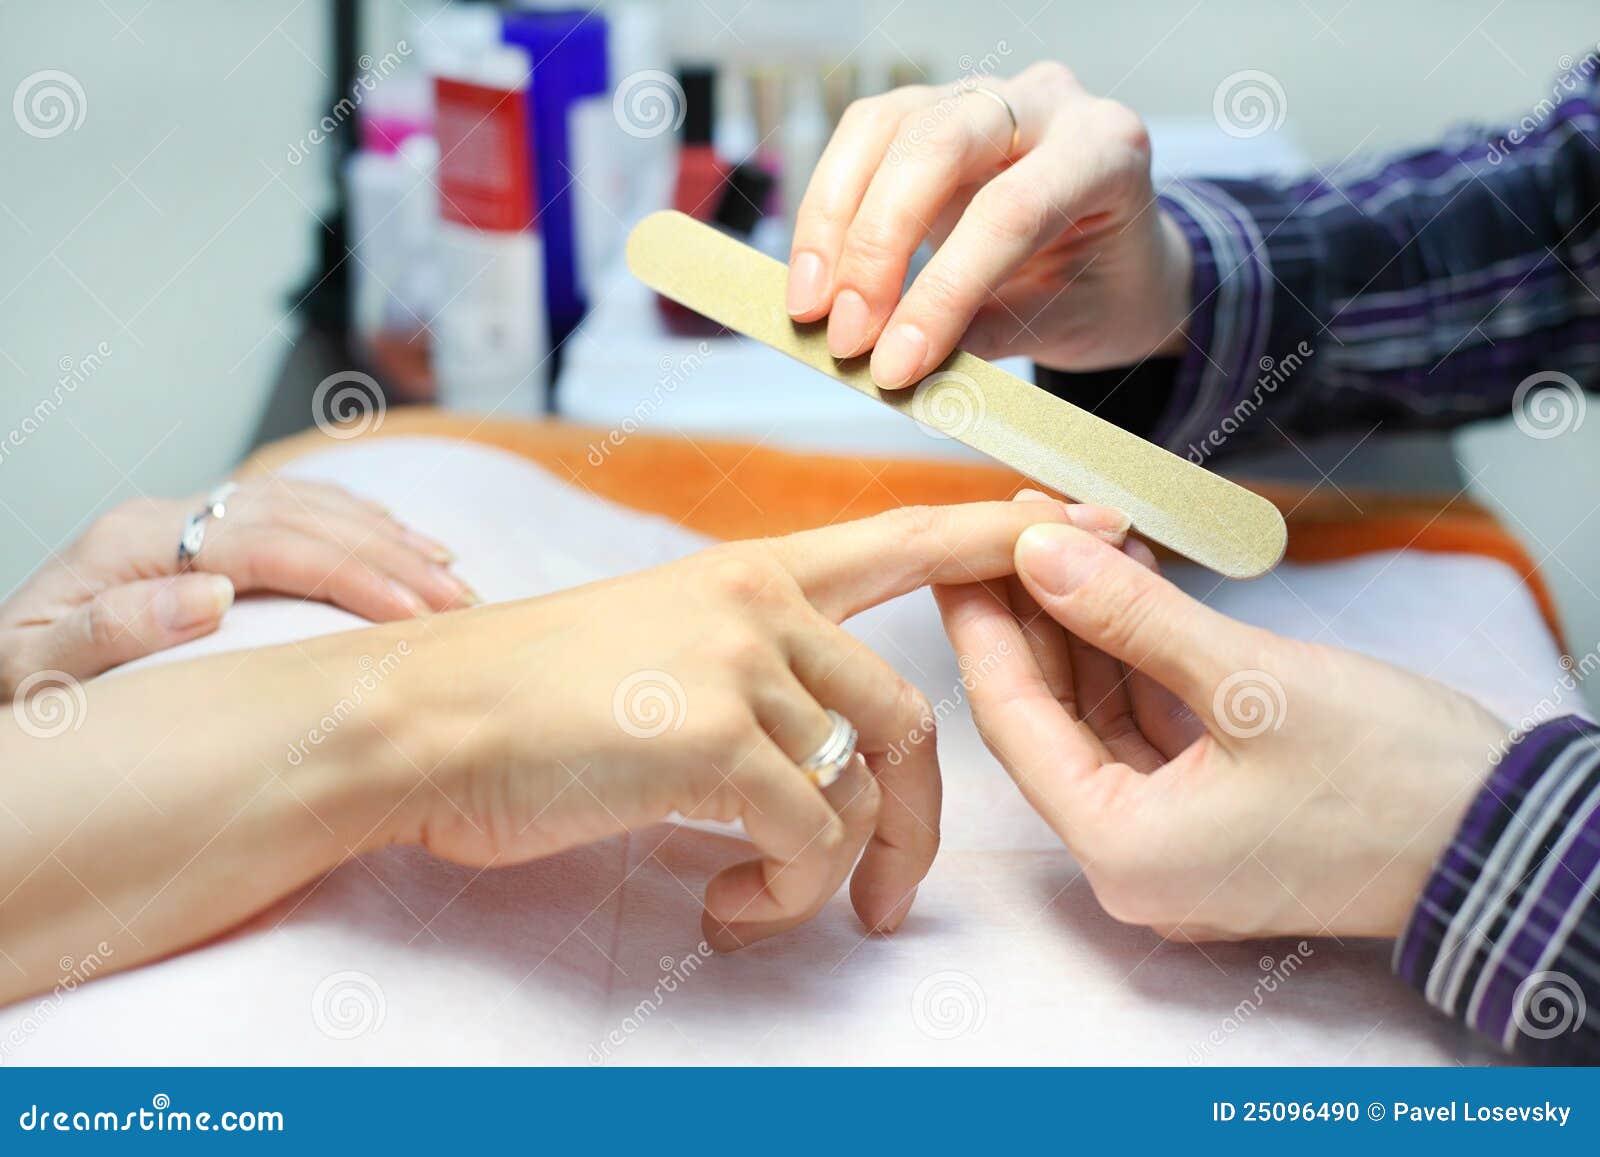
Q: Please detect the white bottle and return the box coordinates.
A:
[429,41,549,415]
[345,132,438,357]
[715,68,758,165]
[781,71,828,228]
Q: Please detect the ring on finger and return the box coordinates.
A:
[956,82,1019,158]
[800,709,859,789]
[176,481,239,571]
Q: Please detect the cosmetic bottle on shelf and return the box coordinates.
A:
[658,64,732,335]
[780,71,828,230]
[429,41,549,415]
[500,4,610,350]
[671,65,729,222]
[345,125,439,403]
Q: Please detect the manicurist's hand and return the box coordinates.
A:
[404,498,1131,952]
[0,477,473,697]
[935,495,1508,940]
[787,61,1192,388]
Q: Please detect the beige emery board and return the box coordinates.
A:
[626,210,1286,579]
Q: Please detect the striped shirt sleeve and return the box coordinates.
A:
[1117,59,1600,460]
[1395,715,1600,1064]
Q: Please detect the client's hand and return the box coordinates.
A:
[399,499,1130,951]
[0,477,471,696]
[787,61,1190,387]
[935,498,1508,940]
[2,496,1132,999]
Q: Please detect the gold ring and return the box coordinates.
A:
[957,83,1019,159]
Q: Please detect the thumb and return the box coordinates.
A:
[1014,524,1252,719]
[30,574,234,680]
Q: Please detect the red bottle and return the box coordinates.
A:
[659,65,730,334]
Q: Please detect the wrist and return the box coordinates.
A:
[283,622,467,856]
[1151,208,1193,358]
[1364,699,1506,937]
[329,610,530,855]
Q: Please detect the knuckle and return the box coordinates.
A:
[898,106,964,155]
[843,94,910,135]
[84,594,124,651]
[1076,567,1164,658]
[815,817,847,854]
[1023,59,1078,96]
[799,182,853,234]
[909,263,972,316]
[894,680,936,740]
[706,629,776,681]
[850,769,884,816]
[698,701,760,762]
[1085,847,1158,925]
[841,216,906,272]
[803,196,848,235]
[875,503,945,555]
[1094,98,1150,154]
[839,96,880,129]
[1094,879,1156,928]
[701,548,783,606]
[972,179,1048,246]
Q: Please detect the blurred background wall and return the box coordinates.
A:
[2,0,1597,680]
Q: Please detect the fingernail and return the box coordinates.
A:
[1016,524,1104,597]
[434,566,481,607]
[877,885,918,934]
[787,250,827,316]
[827,289,871,358]
[158,574,234,630]
[405,529,454,564]
[871,323,928,389]
[1063,504,1132,542]
[1124,538,1158,570]
[388,579,429,616]
[1015,491,1129,542]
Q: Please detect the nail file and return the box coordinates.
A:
[625,210,1287,579]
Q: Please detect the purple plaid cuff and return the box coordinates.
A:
[1395,714,1600,1063]
[1154,180,1324,461]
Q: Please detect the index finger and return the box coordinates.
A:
[932,580,1129,851]
[764,500,1128,622]
[788,89,929,321]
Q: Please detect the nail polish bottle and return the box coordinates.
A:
[659,64,732,334]
[672,65,729,221]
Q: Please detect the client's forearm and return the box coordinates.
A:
[0,622,433,1006]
